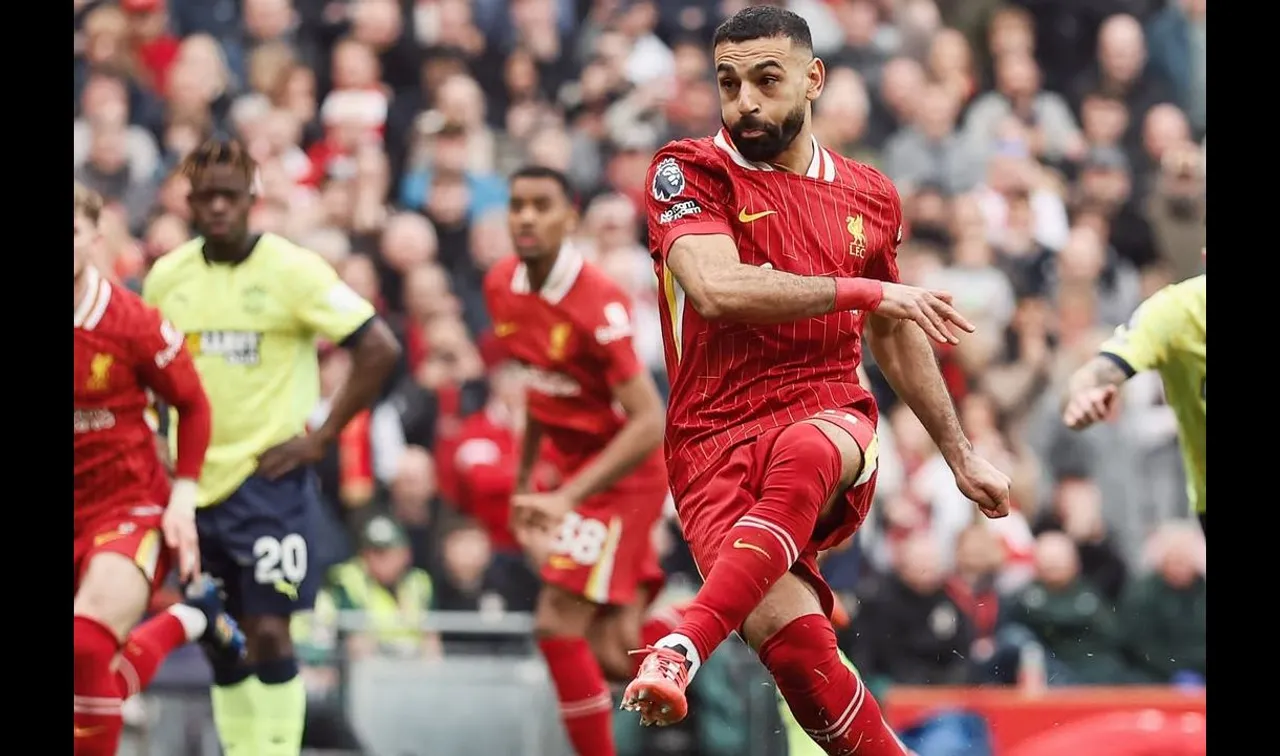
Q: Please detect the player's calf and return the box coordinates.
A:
[74,553,151,755]
[747,577,908,756]
[535,584,618,756]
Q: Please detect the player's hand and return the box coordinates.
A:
[512,490,576,532]
[164,479,201,581]
[1062,385,1119,430]
[257,435,326,480]
[875,284,975,345]
[951,451,1012,519]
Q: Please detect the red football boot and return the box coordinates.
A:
[620,646,691,726]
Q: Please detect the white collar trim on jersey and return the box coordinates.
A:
[510,243,584,305]
[74,266,112,330]
[713,128,836,182]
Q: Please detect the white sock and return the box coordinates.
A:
[655,632,702,680]
[166,603,208,642]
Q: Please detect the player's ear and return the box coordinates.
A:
[805,56,825,102]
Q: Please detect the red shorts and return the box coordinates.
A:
[675,409,880,620]
[73,505,171,597]
[541,478,669,607]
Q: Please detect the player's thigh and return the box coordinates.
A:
[216,469,321,619]
[74,524,165,638]
[740,570,826,651]
[677,444,759,578]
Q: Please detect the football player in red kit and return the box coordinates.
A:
[484,166,685,756]
[73,183,243,756]
[621,8,1012,755]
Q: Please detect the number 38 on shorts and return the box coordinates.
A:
[550,511,618,567]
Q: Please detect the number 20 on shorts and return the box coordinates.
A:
[253,533,308,586]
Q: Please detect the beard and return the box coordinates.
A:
[726,102,807,163]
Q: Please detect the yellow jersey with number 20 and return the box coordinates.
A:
[1098,274,1206,513]
[143,233,376,507]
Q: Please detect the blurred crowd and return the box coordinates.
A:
[74,0,1207,712]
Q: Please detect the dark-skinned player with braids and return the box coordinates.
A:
[144,138,401,755]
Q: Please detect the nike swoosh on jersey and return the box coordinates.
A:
[738,208,777,223]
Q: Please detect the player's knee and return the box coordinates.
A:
[73,553,150,637]
[243,615,295,663]
[742,572,824,650]
[533,584,597,639]
[772,421,839,467]
[590,614,641,682]
[793,419,861,487]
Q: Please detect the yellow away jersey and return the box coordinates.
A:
[144,234,376,506]
[1099,275,1206,513]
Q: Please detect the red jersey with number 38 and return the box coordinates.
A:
[73,267,204,529]
[644,129,905,495]
[483,247,665,484]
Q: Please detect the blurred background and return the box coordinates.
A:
[73,0,1207,753]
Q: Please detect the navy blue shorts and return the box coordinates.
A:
[197,468,320,618]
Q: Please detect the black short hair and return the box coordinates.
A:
[180,136,256,189]
[509,165,575,204]
[713,5,813,52]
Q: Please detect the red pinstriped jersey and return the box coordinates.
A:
[644,129,904,495]
[73,267,202,529]
[484,247,665,482]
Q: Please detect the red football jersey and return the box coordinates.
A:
[483,248,665,481]
[452,407,522,552]
[73,267,203,528]
[645,129,905,495]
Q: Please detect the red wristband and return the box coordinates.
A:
[833,278,884,312]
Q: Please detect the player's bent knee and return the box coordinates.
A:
[741,571,825,650]
[589,609,643,681]
[799,418,865,490]
[534,583,598,638]
[74,551,152,638]
[242,615,295,662]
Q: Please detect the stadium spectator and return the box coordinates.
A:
[1032,476,1129,604]
[850,533,974,686]
[1000,532,1132,685]
[1120,522,1207,684]
[325,514,442,660]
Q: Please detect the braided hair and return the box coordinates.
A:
[179,136,257,191]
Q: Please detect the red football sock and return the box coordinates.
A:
[73,615,125,756]
[759,615,909,756]
[669,423,841,666]
[116,610,190,699]
[634,604,688,676]
[538,636,617,756]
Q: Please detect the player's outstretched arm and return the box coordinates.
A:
[866,314,1010,518]
[1062,285,1184,431]
[136,313,213,580]
[668,235,971,340]
[1062,355,1130,430]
